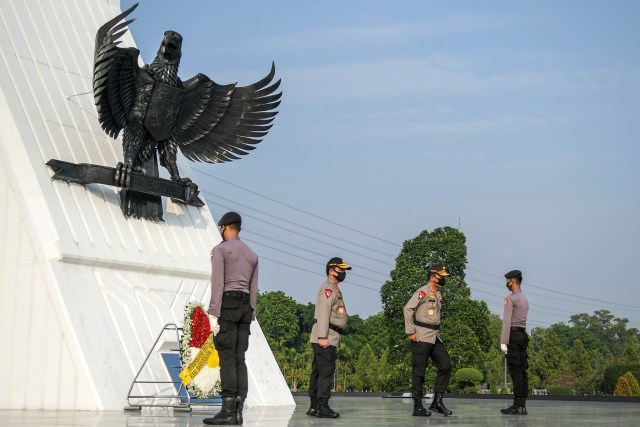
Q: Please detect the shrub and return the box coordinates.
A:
[601,363,640,395]
[490,384,499,394]
[548,386,573,396]
[615,371,640,397]
[453,367,483,391]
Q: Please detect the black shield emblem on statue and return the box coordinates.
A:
[145,82,183,141]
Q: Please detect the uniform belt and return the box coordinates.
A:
[223,290,250,301]
[510,327,526,332]
[414,320,440,330]
[329,323,345,335]
[314,319,345,335]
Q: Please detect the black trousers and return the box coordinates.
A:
[214,293,253,398]
[411,339,452,398]
[507,329,529,398]
[308,343,337,400]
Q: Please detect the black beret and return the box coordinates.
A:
[505,270,522,279]
[218,211,242,226]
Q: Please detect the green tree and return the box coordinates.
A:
[570,310,639,356]
[355,343,379,391]
[446,296,492,353]
[256,291,299,350]
[361,313,390,358]
[440,318,484,371]
[533,329,568,387]
[568,339,593,379]
[378,349,390,391]
[622,336,640,363]
[484,347,504,390]
[549,322,612,367]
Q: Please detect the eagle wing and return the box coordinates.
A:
[93,3,140,139]
[174,63,282,163]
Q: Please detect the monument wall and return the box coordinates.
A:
[0,0,292,410]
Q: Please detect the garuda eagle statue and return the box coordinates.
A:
[93,3,281,221]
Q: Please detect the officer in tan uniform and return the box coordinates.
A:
[500,269,530,415]
[307,257,351,419]
[403,265,453,417]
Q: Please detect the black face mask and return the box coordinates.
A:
[336,271,346,282]
[506,281,513,291]
[436,276,446,286]
[219,226,226,241]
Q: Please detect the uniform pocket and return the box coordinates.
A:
[214,322,231,350]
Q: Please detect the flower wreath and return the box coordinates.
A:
[178,301,221,398]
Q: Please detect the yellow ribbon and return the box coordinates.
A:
[179,334,219,386]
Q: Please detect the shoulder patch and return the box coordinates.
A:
[418,290,427,300]
[325,288,333,298]
[504,297,509,305]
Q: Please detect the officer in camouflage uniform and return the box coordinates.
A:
[307,257,351,419]
[403,265,453,417]
[500,269,530,415]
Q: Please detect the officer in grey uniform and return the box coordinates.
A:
[500,269,530,415]
[307,257,351,419]
[204,212,258,426]
[403,265,453,417]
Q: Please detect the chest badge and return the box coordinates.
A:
[338,306,345,314]
[428,309,434,316]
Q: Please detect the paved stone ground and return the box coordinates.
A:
[2,395,639,426]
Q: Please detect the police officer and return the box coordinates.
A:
[403,265,453,417]
[500,269,530,415]
[204,212,258,426]
[307,257,351,418]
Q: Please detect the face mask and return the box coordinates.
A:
[436,276,446,286]
[336,271,346,282]
[219,226,226,241]
[506,281,513,291]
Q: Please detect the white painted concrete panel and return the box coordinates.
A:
[0,0,292,410]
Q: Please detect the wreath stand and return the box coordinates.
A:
[124,323,218,411]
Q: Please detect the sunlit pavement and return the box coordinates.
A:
[2,395,639,426]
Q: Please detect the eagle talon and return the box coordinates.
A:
[132,166,147,175]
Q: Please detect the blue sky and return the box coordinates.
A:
[120,0,640,330]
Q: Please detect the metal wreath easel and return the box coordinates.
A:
[124,323,217,411]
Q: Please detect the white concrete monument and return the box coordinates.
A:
[0,0,293,410]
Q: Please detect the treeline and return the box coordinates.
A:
[255,227,640,395]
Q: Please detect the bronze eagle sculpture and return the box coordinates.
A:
[93,3,281,220]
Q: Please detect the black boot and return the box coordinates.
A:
[306,397,319,416]
[412,397,431,417]
[316,398,339,418]
[429,392,453,416]
[203,397,237,425]
[501,397,528,415]
[236,397,245,425]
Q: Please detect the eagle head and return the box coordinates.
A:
[156,30,183,64]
